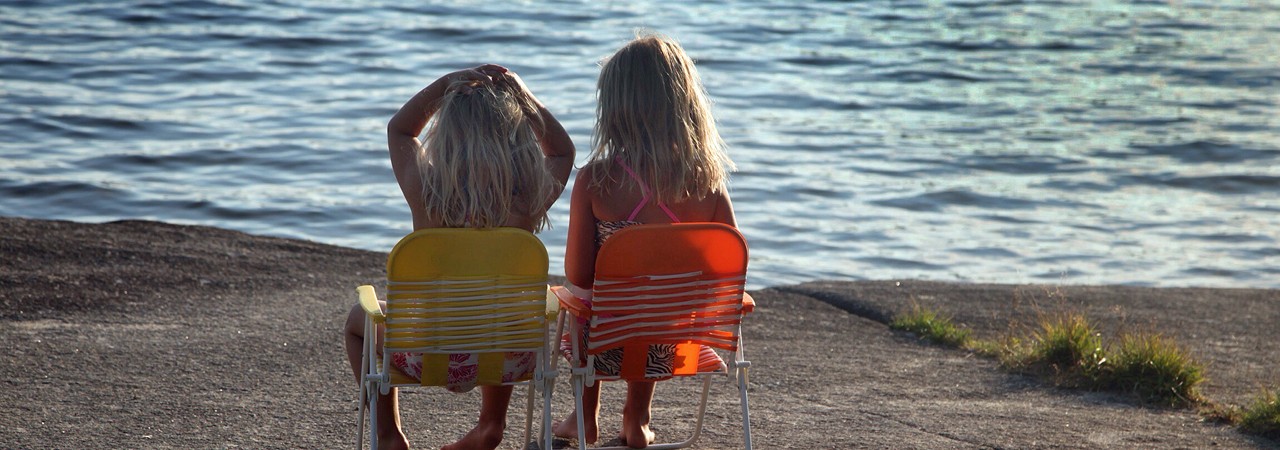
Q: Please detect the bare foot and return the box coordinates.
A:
[552,411,598,444]
[440,422,504,450]
[619,422,655,449]
[377,430,410,450]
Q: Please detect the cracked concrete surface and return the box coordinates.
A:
[1,217,1275,449]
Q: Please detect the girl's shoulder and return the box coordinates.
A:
[578,159,611,174]
[574,160,617,186]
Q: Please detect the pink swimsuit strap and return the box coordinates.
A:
[615,157,680,223]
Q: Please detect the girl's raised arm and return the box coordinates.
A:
[563,167,598,289]
[532,101,575,190]
[493,70,576,205]
[386,66,502,228]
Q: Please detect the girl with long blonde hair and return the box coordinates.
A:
[344,64,574,450]
[554,33,738,448]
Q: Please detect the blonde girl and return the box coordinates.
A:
[344,64,574,450]
[553,34,738,449]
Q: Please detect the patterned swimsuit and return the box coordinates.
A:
[390,350,536,393]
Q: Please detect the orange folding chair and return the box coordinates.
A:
[553,223,754,449]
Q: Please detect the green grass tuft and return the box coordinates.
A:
[890,305,972,348]
[883,297,1257,438]
[1240,388,1280,440]
[1100,333,1204,406]
[1007,313,1106,385]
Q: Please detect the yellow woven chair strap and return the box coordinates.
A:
[383,276,545,353]
[386,276,545,387]
[384,275,545,387]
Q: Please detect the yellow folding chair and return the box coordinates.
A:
[355,228,558,450]
[553,223,754,450]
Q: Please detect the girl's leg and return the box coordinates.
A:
[344,304,409,450]
[443,385,513,450]
[620,381,656,448]
[553,382,601,444]
[344,303,372,382]
[376,388,409,450]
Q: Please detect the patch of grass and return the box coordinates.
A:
[1004,313,1106,386]
[966,338,1003,358]
[882,296,1272,440]
[1099,333,1204,407]
[889,305,971,348]
[1198,402,1241,425]
[1240,388,1280,440]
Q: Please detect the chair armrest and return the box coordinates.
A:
[551,285,592,319]
[742,292,755,314]
[544,286,560,320]
[356,285,384,323]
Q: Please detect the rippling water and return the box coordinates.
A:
[3,1,1278,289]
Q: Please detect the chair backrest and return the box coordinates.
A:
[588,223,749,379]
[383,227,549,386]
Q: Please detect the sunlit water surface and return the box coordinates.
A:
[3,1,1278,290]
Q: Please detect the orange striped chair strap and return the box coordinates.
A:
[587,271,746,356]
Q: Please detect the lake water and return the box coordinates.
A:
[2,0,1278,290]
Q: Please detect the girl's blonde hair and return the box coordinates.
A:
[590,33,734,203]
[419,79,558,230]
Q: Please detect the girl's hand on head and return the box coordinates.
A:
[492,70,543,109]
[495,70,531,93]
[475,64,508,78]
[447,64,508,85]
[442,65,509,95]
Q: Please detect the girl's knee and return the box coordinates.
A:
[344,303,365,336]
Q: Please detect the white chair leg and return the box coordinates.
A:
[545,313,563,450]
[542,378,555,450]
[524,383,535,447]
[368,383,379,450]
[574,373,587,450]
[565,314,590,450]
[738,367,752,450]
[358,315,373,450]
[681,376,712,448]
[633,376,711,450]
[356,382,367,450]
